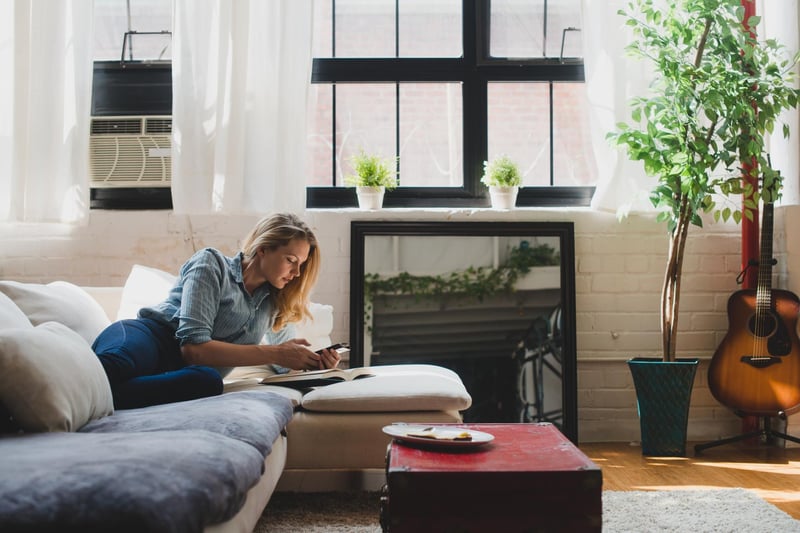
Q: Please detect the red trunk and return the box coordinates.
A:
[382,423,602,532]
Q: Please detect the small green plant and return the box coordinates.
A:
[481,155,522,187]
[344,150,398,190]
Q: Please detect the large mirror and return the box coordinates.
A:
[350,221,577,442]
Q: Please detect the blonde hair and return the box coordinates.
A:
[241,213,321,331]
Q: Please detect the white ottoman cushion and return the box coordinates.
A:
[300,364,472,413]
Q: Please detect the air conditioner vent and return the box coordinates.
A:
[145,117,172,134]
[91,118,144,135]
[90,115,172,187]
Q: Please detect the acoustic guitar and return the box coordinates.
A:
[708,200,800,416]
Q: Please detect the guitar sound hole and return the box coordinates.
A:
[747,313,778,338]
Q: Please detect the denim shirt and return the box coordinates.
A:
[139,248,295,374]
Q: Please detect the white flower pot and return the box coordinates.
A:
[356,186,385,210]
[489,186,518,209]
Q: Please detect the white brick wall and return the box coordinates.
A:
[3,205,798,444]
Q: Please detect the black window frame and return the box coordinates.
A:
[307,0,595,209]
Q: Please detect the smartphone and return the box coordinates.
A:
[315,342,350,356]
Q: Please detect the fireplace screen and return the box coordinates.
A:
[349,221,577,442]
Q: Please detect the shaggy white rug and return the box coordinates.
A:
[255,488,800,532]
[602,489,800,532]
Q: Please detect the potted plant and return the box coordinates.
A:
[344,150,398,210]
[481,155,522,209]
[607,0,800,456]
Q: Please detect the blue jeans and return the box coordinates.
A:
[92,318,222,409]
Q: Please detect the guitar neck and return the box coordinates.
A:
[756,201,774,312]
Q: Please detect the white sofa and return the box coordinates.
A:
[0,270,472,533]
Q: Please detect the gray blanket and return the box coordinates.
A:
[0,390,294,533]
[80,390,292,457]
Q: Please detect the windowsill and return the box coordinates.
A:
[305,205,595,215]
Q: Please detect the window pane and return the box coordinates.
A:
[399,0,462,58]
[94,0,172,61]
[553,83,597,186]
[487,83,550,187]
[490,0,582,59]
[399,83,463,187]
[334,0,396,58]
[335,84,397,187]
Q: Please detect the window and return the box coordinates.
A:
[94,0,172,62]
[307,0,596,208]
[90,0,174,210]
[89,0,596,210]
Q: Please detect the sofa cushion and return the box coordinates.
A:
[0,281,111,344]
[81,389,294,457]
[0,322,114,432]
[0,292,32,329]
[299,364,473,413]
[296,302,334,351]
[0,430,266,532]
[116,264,177,320]
[222,376,306,407]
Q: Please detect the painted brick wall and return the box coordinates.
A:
[3,206,797,444]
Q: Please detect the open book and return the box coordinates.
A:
[260,367,375,389]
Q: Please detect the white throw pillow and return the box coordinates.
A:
[0,281,111,344]
[295,302,334,351]
[0,292,33,330]
[0,321,114,432]
[116,264,177,321]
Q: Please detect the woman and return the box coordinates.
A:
[92,212,340,409]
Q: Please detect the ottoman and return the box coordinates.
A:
[225,364,473,491]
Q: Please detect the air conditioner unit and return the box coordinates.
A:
[89,116,172,187]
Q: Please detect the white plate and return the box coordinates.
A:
[382,424,494,447]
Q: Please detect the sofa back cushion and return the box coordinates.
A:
[0,292,33,329]
[116,264,178,320]
[0,321,114,432]
[0,281,111,345]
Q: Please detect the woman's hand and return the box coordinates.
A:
[316,346,342,370]
[271,339,323,371]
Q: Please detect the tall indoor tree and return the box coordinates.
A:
[608,0,800,362]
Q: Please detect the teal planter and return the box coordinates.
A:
[627,357,699,456]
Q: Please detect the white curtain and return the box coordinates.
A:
[0,0,93,223]
[583,0,800,213]
[172,0,313,215]
[582,0,652,215]
[760,0,800,205]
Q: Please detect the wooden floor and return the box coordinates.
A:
[579,440,800,519]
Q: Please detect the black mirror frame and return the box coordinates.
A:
[349,220,578,443]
